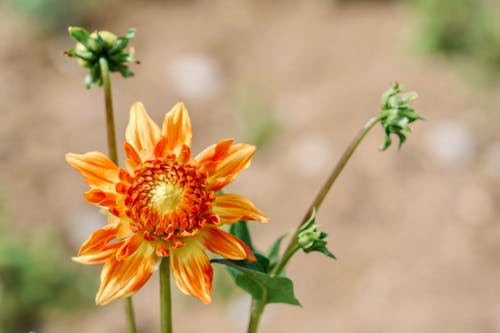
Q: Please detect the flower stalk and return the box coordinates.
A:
[99,57,119,164]
[274,114,382,276]
[160,258,173,333]
[99,56,137,333]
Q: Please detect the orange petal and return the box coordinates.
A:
[84,189,117,208]
[212,194,269,225]
[195,138,233,173]
[196,140,256,191]
[125,102,161,159]
[162,102,192,154]
[96,243,158,305]
[73,241,122,264]
[201,226,256,261]
[107,214,133,240]
[77,223,120,257]
[115,235,142,262]
[124,142,142,170]
[66,152,120,192]
[170,241,212,304]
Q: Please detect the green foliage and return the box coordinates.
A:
[0,227,95,333]
[379,82,422,150]
[65,27,139,88]
[215,222,300,308]
[413,0,500,75]
[212,260,300,306]
[235,87,279,148]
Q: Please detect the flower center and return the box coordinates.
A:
[123,158,215,242]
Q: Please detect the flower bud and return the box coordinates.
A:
[297,210,336,259]
[65,27,138,88]
[379,82,423,150]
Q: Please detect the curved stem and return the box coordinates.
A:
[246,115,381,332]
[160,258,173,333]
[99,56,137,333]
[274,114,382,275]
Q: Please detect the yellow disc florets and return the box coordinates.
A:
[119,157,216,243]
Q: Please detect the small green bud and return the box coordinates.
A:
[297,209,336,260]
[65,27,139,89]
[379,82,423,150]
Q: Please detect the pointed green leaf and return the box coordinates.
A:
[229,221,255,251]
[213,259,300,306]
[229,221,269,272]
[68,27,90,46]
[267,233,288,270]
[125,28,136,39]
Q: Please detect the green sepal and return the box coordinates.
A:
[212,259,300,306]
[68,27,91,48]
[125,28,136,39]
[109,37,130,55]
[379,82,423,150]
[297,209,336,260]
[65,26,138,88]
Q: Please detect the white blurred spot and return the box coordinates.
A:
[166,54,222,100]
[424,121,475,166]
[287,134,336,177]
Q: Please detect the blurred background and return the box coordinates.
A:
[1,0,500,332]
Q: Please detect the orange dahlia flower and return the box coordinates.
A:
[66,102,269,305]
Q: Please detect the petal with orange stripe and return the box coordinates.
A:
[201,225,256,261]
[66,152,120,192]
[125,102,161,159]
[211,193,269,225]
[170,241,212,304]
[162,102,192,154]
[96,243,158,305]
[196,140,256,191]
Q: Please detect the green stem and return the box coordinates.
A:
[99,57,119,164]
[245,115,382,332]
[247,299,265,333]
[274,114,383,275]
[124,298,138,333]
[271,244,300,277]
[99,56,137,333]
[160,258,173,333]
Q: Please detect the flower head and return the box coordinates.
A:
[65,27,138,88]
[66,102,269,305]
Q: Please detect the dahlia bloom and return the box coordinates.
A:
[66,102,269,305]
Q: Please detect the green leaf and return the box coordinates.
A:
[267,233,288,270]
[68,27,90,46]
[229,221,255,251]
[213,259,300,306]
[229,221,269,272]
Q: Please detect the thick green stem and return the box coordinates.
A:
[247,299,266,333]
[99,57,119,164]
[160,258,173,333]
[99,57,137,333]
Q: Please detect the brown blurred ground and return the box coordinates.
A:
[1,0,500,332]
